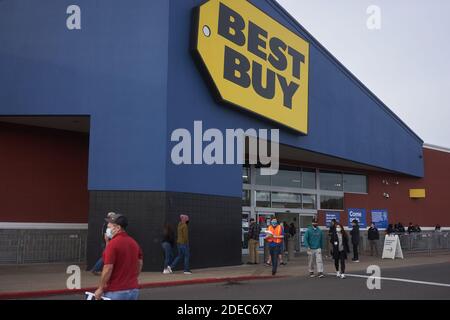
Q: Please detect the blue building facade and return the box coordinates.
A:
[0,0,423,270]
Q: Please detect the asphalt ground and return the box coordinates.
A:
[30,261,450,300]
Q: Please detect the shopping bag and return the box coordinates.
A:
[85,291,111,300]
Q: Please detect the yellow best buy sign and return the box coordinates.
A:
[194,0,310,134]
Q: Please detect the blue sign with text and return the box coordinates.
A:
[325,212,340,227]
[348,208,367,228]
[371,210,389,229]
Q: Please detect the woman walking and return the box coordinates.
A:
[330,223,350,279]
[162,223,175,274]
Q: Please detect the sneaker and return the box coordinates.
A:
[336,271,341,278]
[272,271,276,276]
[167,266,173,274]
[309,272,316,278]
[340,273,346,279]
[318,273,325,278]
[163,268,170,274]
[184,271,193,275]
[264,262,271,267]
[353,260,360,263]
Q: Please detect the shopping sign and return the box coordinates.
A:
[347,208,367,228]
[325,212,340,227]
[193,0,310,134]
[371,209,388,229]
[382,235,404,259]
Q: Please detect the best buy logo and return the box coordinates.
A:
[193,0,310,134]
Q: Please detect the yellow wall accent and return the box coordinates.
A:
[409,189,426,198]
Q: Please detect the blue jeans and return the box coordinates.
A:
[161,242,173,269]
[91,257,104,272]
[171,244,190,272]
[104,288,139,300]
[269,244,282,274]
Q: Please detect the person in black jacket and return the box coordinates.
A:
[397,222,406,233]
[162,223,175,274]
[247,218,261,265]
[350,219,360,262]
[367,222,380,256]
[328,219,337,237]
[330,223,350,279]
[386,224,395,235]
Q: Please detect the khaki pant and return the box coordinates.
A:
[369,240,379,256]
[307,248,324,273]
[248,239,259,264]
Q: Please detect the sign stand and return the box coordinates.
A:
[382,235,404,259]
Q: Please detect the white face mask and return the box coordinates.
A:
[336,227,342,232]
[106,228,113,239]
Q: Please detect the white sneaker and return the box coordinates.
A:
[163,268,170,274]
[167,266,173,274]
[184,271,193,275]
[336,271,341,278]
[340,273,346,279]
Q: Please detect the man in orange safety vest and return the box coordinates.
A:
[265,218,284,276]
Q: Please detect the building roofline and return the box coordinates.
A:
[266,0,423,144]
[423,143,450,154]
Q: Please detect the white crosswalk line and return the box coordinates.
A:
[326,273,450,288]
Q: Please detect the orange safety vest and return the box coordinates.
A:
[267,225,283,244]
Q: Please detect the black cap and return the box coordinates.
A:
[105,214,128,229]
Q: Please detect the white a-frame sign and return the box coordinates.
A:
[382,235,404,259]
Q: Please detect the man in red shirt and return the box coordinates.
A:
[95,214,143,300]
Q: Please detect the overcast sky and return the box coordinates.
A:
[278,0,450,148]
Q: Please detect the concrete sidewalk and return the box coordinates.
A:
[0,252,449,299]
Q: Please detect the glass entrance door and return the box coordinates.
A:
[242,211,250,254]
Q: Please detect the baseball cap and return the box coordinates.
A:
[106,212,116,218]
[105,214,128,229]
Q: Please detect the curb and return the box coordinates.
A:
[0,275,282,300]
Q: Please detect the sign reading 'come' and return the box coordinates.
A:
[194,0,310,134]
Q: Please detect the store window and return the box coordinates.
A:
[343,174,367,193]
[255,191,271,207]
[242,166,250,184]
[302,168,316,189]
[320,195,344,210]
[302,194,316,209]
[319,171,343,191]
[271,168,301,188]
[255,167,271,186]
[271,192,301,208]
[242,190,251,207]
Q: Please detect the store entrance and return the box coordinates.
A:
[256,210,316,253]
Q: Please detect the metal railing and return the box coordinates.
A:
[321,231,449,257]
[397,232,450,254]
[0,229,87,265]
